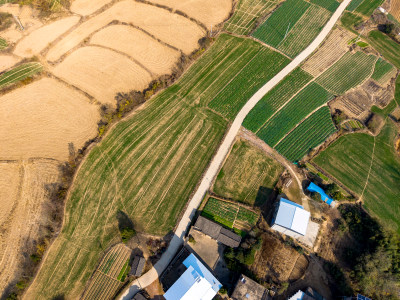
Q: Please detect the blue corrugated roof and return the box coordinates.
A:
[307,182,334,205]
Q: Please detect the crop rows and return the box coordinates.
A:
[257,82,333,147]
[315,51,377,94]
[354,0,384,16]
[341,119,364,130]
[202,197,238,228]
[237,207,259,226]
[346,0,364,11]
[224,0,280,35]
[0,38,7,50]
[208,47,290,119]
[0,62,43,89]
[243,67,313,131]
[310,0,340,12]
[275,106,336,161]
[82,271,121,300]
[277,5,331,58]
[368,31,400,68]
[371,58,395,84]
[252,0,311,48]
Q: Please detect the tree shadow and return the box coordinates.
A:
[254,186,274,207]
[116,210,135,232]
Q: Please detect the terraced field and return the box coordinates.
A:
[275,106,337,161]
[315,51,377,94]
[82,244,131,300]
[257,82,333,147]
[252,0,331,57]
[371,58,396,84]
[224,0,280,35]
[0,62,43,89]
[243,67,313,131]
[213,139,283,206]
[25,34,287,299]
[313,121,400,233]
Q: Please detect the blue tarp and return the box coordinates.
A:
[307,182,334,205]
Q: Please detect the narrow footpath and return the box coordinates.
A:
[119,1,352,298]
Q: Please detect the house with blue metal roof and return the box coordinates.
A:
[271,198,310,239]
[164,253,222,300]
[307,182,335,206]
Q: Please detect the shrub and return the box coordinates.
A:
[188,235,196,244]
[120,228,136,243]
[219,287,227,295]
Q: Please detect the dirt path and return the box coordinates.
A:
[119,0,351,298]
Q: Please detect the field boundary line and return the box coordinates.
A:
[360,135,376,200]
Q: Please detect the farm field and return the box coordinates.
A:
[0,62,43,89]
[0,159,60,293]
[243,67,313,132]
[213,139,283,206]
[275,106,337,162]
[313,121,400,233]
[0,78,99,161]
[202,197,259,233]
[257,83,333,147]
[391,0,400,21]
[371,58,396,85]
[252,0,331,57]
[82,244,131,300]
[89,25,181,76]
[347,0,384,15]
[0,37,7,50]
[224,0,280,35]
[340,11,363,33]
[302,27,354,77]
[368,30,400,68]
[341,119,364,130]
[315,51,377,94]
[147,0,232,27]
[70,0,113,15]
[310,0,340,12]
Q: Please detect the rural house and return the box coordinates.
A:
[307,182,335,206]
[271,198,310,239]
[163,253,222,300]
[194,216,241,247]
[130,256,146,277]
[288,287,326,300]
[231,274,270,300]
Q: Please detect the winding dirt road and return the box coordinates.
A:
[119,0,351,298]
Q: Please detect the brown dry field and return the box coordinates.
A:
[13,16,80,58]
[70,0,113,16]
[0,159,59,293]
[148,0,232,27]
[302,27,354,77]
[0,55,20,72]
[46,0,205,61]
[90,25,181,76]
[0,4,43,44]
[391,0,400,21]
[52,46,152,104]
[0,78,99,160]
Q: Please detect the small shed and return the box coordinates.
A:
[132,293,147,300]
[130,256,145,277]
[231,274,269,300]
[194,216,241,247]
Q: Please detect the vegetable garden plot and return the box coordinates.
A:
[275,106,336,161]
[371,58,396,85]
[257,82,333,147]
[310,0,339,12]
[0,62,42,89]
[368,31,400,68]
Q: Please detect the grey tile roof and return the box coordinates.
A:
[194,216,241,247]
[130,256,145,277]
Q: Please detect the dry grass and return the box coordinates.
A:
[147,0,232,27]
[70,0,113,16]
[46,0,204,61]
[0,78,99,161]
[0,159,60,293]
[0,55,20,73]
[14,16,80,57]
[302,27,354,77]
[90,25,181,76]
[52,46,152,105]
[391,0,400,21]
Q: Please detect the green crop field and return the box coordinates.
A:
[0,37,7,50]
[315,51,377,94]
[340,11,363,33]
[310,0,340,12]
[341,119,364,130]
[368,30,400,68]
[371,58,396,84]
[243,67,313,131]
[224,0,280,35]
[213,139,283,206]
[346,0,364,11]
[208,47,290,119]
[355,0,384,16]
[257,82,333,147]
[26,33,287,299]
[252,0,331,58]
[313,121,400,233]
[275,106,336,161]
[0,62,43,89]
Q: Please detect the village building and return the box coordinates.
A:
[231,274,269,300]
[130,256,146,277]
[289,288,326,300]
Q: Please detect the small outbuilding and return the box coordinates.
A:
[307,182,335,206]
[271,198,310,239]
[130,256,146,277]
[231,274,269,300]
[288,287,325,300]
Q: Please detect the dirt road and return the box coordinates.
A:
[119,0,351,298]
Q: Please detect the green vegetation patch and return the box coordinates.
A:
[0,37,7,50]
[340,11,363,33]
[243,67,313,132]
[346,0,364,11]
[116,259,130,282]
[275,106,336,161]
[0,62,43,89]
[313,121,400,233]
[356,41,368,47]
[371,58,395,83]
[257,82,333,147]
[310,0,340,12]
[315,51,377,94]
[213,140,283,206]
[341,119,364,130]
[355,0,384,16]
[371,98,397,117]
[224,0,280,35]
[368,30,400,68]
